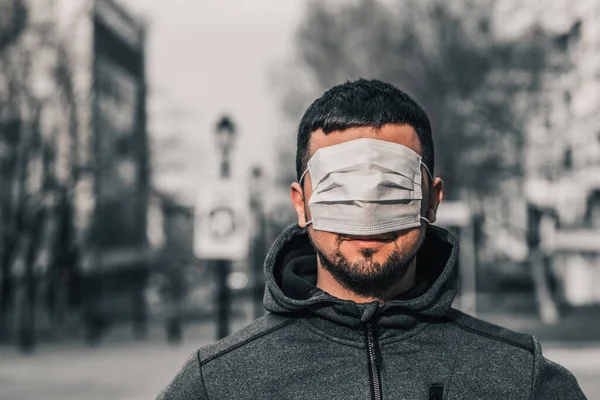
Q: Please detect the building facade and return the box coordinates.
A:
[495,0,600,227]
[493,0,600,306]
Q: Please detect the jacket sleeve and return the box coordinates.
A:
[532,336,587,399]
[157,351,208,400]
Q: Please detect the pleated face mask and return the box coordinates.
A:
[299,138,432,235]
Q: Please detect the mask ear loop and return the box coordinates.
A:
[299,168,309,186]
[298,168,313,227]
[422,162,433,184]
[421,162,434,224]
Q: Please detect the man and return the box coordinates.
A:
[159,79,586,399]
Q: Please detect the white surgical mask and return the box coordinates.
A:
[299,138,432,235]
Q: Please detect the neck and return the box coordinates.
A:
[316,258,417,303]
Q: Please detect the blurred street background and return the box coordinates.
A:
[0,0,600,398]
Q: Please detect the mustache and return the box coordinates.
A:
[337,232,399,242]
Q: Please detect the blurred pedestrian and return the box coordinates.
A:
[158,79,586,399]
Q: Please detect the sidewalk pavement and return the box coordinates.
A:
[0,321,218,400]
[0,320,598,399]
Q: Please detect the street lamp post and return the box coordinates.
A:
[214,115,236,340]
[250,166,266,319]
[249,166,266,319]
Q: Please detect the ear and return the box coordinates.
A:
[428,178,443,223]
[290,182,308,227]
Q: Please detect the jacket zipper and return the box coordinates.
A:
[364,322,383,400]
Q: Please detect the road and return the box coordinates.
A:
[0,323,598,399]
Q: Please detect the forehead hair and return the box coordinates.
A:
[296,79,434,182]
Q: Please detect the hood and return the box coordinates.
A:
[263,224,459,330]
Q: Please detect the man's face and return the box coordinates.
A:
[290,124,443,297]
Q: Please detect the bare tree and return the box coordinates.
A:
[274,0,548,200]
[0,0,82,349]
[0,0,28,340]
[0,47,52,348]
[0,0,27,54]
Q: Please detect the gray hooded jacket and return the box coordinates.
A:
[158,224,586,399]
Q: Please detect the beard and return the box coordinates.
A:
[309,233,424,300]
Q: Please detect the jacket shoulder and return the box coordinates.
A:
[442,309,537,398]
[531,336,587,398]
[198,313,296,365]
[444,310,587,398]
[447,308,534,354]
[156,314,297,399]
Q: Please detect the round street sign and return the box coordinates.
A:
[208,206,236,239]
[194,179,250,260]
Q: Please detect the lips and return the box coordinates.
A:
[340,233,397,242]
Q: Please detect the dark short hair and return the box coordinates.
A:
[296,78,434,182]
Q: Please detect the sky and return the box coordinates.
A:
[124,0,307,205]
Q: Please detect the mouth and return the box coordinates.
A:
[339,233,398,247]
